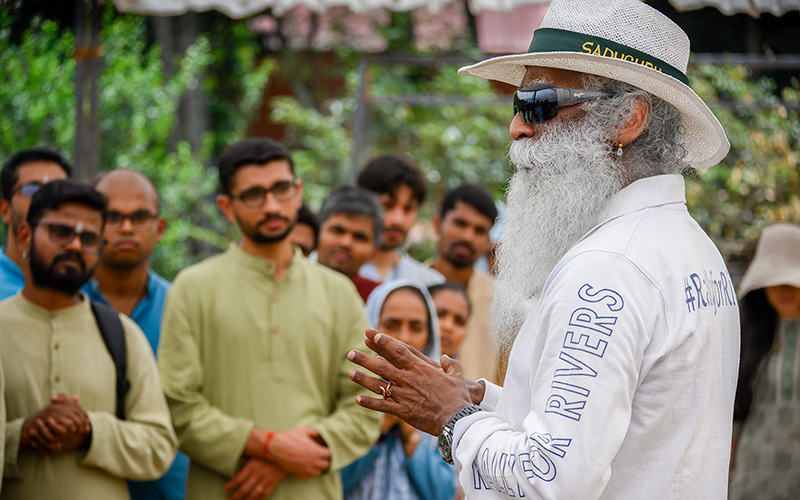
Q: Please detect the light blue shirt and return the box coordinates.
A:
[84,270,189,500]
[0,247,25,301]
[359,251,444,287]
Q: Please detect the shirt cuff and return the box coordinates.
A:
[477,379,502,411]
[4,418,24,478]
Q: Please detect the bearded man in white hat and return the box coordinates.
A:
[347,0,740,498]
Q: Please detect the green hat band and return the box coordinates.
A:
[528,28,689,86]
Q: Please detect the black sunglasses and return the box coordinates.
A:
[37,222,106,253]
[513,84,609,124]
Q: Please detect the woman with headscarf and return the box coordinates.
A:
[342,280,456,500]
[729,223,800,499]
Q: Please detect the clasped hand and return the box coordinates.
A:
[21,395,92,455]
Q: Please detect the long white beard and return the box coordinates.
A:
[492,119,623,355]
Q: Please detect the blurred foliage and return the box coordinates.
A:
[271,57,510,262]
[2,6,798,277]
[687,64,800,276]
[271,59,510,199]
[0,10,270,279]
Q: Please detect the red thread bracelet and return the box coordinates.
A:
[262,430,276,459]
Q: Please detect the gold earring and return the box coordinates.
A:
[616,143,624,157]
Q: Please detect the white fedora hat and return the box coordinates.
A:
[737,223,800,299]
[458,0,730,170]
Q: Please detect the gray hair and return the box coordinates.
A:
[319,185,384,245]
[579,74,689,181]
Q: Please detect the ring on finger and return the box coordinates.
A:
[379,380,394,400]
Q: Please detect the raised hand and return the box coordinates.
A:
[348,328,475,436]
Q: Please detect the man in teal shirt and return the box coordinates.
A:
[0,147,72,300]
[84,169,188,500]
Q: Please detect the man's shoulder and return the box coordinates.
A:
[0,293,21,316]
[297,257,361,293]
[147,270,171,291]
[398,254,445,285]
[171,250,230,284]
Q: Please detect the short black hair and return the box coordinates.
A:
[318,185,383,244]
[296,203,319,246]
[217,137,295,195]
[440,183,497,224]
[26,180,107,227]
[357,154,426,204]
[428,282,472,315]
[1,147,73,200]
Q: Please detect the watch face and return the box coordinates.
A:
[438,430,453,463]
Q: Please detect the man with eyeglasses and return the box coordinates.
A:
[348,1,740,499]
[0,147,72,300]
[157,137,380,500]
[83,169,189,500]
[0,180,177,500]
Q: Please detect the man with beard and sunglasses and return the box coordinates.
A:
[0,180,177,500]
[347,1,740,499]
[356,155,444,286]
[157,138,380,500]
[429,184,501,384]
[0,147,72,300]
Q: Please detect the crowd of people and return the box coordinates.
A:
[0,138,500,500]
[1,0,799,499]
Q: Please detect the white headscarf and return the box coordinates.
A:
[364,279,442,361]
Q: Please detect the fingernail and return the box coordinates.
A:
[374,333,382,342]
[347,350,356,360]
[356,396,363,404]
[349,369,357,379]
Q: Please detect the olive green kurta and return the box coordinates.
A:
[158,245,381,500]
[0,294,178,500]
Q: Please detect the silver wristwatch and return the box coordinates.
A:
[438,404,483,464]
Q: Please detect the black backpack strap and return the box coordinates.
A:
[90,301,129,420]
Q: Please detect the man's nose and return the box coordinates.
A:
[510,113,536,141]
[261,192,282,213]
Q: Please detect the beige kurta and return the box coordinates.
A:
[158,245,381,500]
[0,294,178,500]
[458,269,502,384]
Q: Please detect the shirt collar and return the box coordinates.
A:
[16,291,92,320]
[583,174,685,240]
[228,242,301,277]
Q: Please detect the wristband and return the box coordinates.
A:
[262,430,276,459]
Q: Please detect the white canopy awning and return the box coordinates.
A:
[113,0,556,16]
[669,0,799,16]
[112,0,798,19]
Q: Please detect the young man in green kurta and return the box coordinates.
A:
[158,138,381,500]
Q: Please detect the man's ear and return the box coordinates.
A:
[17,221,32,257]
[615,97,649,148]
[154,216,167,243]
[0,198,10,225]
[216,194,236,223]
[433,214,441,234]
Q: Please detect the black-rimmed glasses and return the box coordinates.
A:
[106,210,158,229]
[513,84,609,124]
[230,180,298,208]
[12,182,43,199]
[37,222,106,253]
